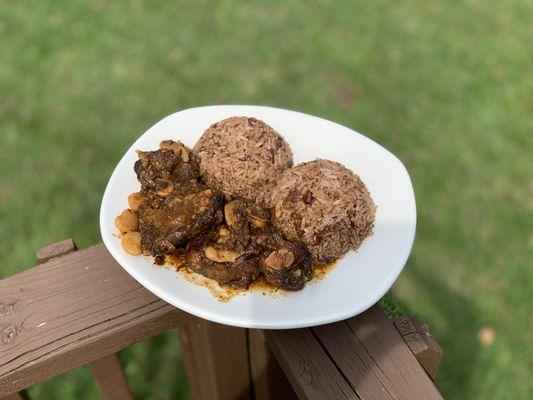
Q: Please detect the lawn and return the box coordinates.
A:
[0,1,531,399]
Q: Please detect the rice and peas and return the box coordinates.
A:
[194,116,376,265]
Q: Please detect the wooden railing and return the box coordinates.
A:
[0,239,444,400]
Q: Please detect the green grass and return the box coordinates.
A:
[1,1,531,399]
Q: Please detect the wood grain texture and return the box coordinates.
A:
[248,329,297,400]
[394,317,444,380]
[0,244,192,396]
[36,239,77,263]
[0,241,444,400]
[90,353,133,400]
[178,319,250,400]
[36,240,134,400]
[264,328,359,400]
[314,305,443,400]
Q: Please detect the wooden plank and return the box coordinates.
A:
[36,239,77,263]
[314,305,443,400]
[248,329,297,400]
[0,244,192,396]
[394,315,417,336]
[90,353,133,400]
[36,240,134,399]
[264,328,359,400]
[178,319,250,400]
[313,321,393,400]
[394,316,444,380]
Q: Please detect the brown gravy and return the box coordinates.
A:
[166,253,337,302]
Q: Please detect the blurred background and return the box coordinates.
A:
[1,1,531,399]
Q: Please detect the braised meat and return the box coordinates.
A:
[135,143,201,196]
[185,227,261,289]
[223,198,270,238]
[138,189,224,260]
[134,141,224,262]
[261,240,313,290]
[224,199,313,290]
[184,199,312,290]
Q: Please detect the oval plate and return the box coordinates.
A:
[100,105,416,329]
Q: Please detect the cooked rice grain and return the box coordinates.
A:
[271,159,376,264]
[193,117,293,204]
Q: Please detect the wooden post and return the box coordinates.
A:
[248,330,297,400]
[35,239,134,400]
[394,316,444,380]
[178,318,250,400]
[36,238,77,263]
[90,354,133,400]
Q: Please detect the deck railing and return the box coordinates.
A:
[0,239,443,400]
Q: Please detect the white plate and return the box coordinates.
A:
[100,105,416,329]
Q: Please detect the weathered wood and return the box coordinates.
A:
[314,306,442,400]
[1,241,444,399]
[314,321,396,400]
[36,238,77,263]
[265,328,359,400]
[394,316,444,380]
[0,244,192,395]
[36,240,134,399]
[394,315,417,336]
[0,241,79,400]
[178,318,250,400]
[248,329,297,400]
[90,353,133,400]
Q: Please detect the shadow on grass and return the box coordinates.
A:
[391,263,481,400]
